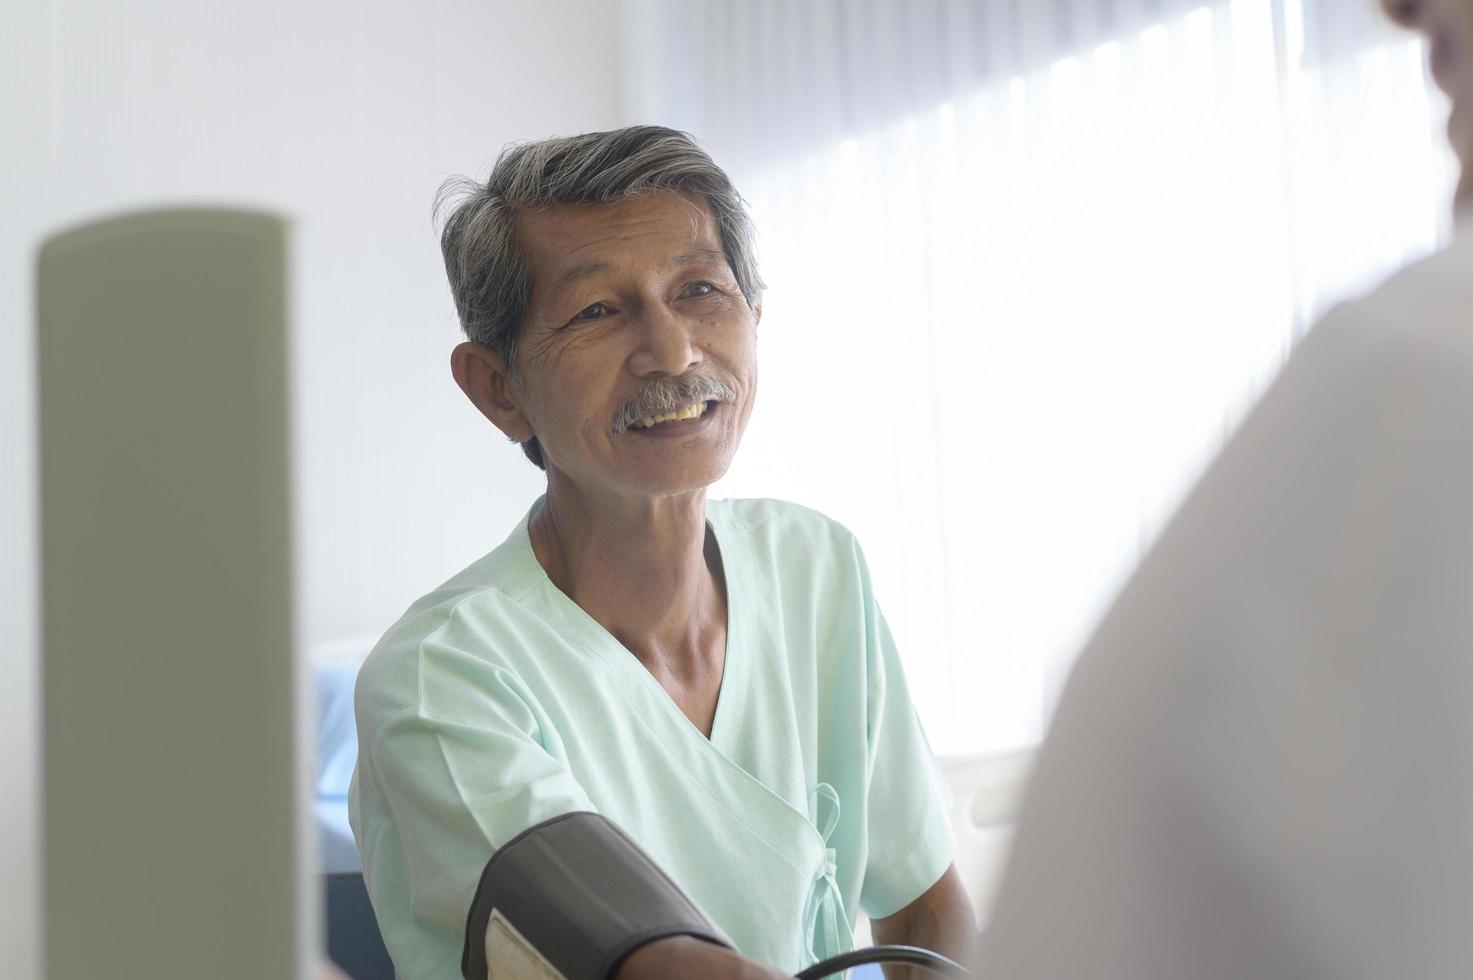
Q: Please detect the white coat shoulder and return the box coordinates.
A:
[981,237,1473,980]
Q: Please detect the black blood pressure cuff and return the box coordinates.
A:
[461,811,735,979]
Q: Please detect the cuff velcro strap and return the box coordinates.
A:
[461,811,734,979]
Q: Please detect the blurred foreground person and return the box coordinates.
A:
[981,1,1473,977]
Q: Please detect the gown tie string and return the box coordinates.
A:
[802,783,852,969]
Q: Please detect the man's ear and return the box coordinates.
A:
[754,302,763,328]
[451,342,536,445]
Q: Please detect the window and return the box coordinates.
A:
[634,0,1459,755]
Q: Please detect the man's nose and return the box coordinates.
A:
[629,306,703,377]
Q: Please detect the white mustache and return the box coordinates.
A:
[613,376,736,432]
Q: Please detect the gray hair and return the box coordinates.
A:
[436,125,765,470]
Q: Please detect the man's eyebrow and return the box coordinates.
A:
[546,249,728,297]
[669,248,728,268]
[547,260,614,296]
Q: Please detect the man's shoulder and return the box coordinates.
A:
[709,496,859,549]
[354,520,548,723]
[708,498,874,601]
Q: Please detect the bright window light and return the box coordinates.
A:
[714,0,1456,757]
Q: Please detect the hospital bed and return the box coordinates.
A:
[314,643,395,979]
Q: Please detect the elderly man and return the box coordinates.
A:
[349,127,975,979]
[980,1,1473,977]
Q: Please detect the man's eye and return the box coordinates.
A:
[683,282,716,298]
[572,302,612,322]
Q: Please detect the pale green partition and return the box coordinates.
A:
[39,209,304,979]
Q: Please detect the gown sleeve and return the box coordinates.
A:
[352,628,597,971]
[851,538,958,920]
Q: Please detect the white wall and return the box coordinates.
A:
[3,1,626,974]
[1,3,47,978]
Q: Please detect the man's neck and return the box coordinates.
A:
[528,475,726,681]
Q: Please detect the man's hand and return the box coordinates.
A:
[870,864,978,979]
[615,936,790,980]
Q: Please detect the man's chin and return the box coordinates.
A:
[630,469,729,499]
[624,457,735,499]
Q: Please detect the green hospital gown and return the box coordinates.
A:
[349,497,955,977]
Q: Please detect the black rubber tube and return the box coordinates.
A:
[794,944,972,979]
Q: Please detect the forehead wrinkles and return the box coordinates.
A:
[539,212,688,259]
[520,194,721,295]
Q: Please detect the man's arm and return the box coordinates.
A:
[870,864,977,979]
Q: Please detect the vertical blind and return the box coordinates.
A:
[627,0,1459,756]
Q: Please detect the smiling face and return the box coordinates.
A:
[1385,0,1473,203]
[464,190,759,499]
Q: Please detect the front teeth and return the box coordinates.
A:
[630,401,710,430]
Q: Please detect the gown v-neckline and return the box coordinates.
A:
[519,498,749,755]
